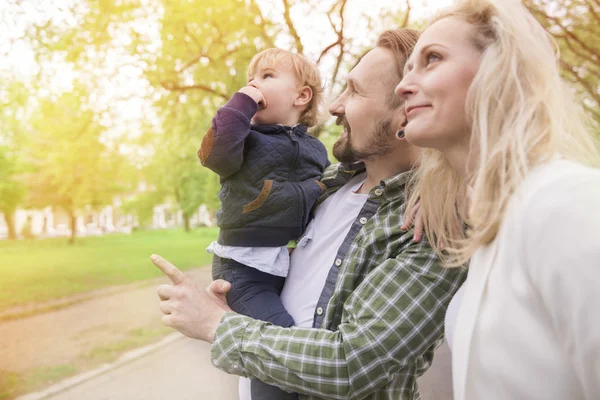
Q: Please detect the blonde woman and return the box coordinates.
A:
[395,0,600,399]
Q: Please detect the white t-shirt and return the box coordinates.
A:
[239,173,368,399]
[281,173,368,327]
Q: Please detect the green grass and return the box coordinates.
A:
[23,365,79,391]
[0,365,79,400]
[82,327,174,364]
[0,327,176,399]
[0,370,20,400]
[0,228,218,312]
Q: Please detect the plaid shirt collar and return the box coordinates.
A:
[320,161,412,202]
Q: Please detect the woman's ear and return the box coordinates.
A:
[295,86,313,107]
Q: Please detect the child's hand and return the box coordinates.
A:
[239,86,267,109]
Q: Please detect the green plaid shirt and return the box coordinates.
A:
[211,162,467,399]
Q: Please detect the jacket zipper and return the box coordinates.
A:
[287,126,305,229]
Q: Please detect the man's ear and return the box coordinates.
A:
[393,107,408,141]
[294,86,313,107]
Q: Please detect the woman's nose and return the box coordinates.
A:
[395,75,415,101]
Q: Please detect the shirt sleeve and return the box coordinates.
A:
[211,241,466,399]
[523,168,600,399]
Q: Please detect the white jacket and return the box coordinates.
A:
[452,159,600,400]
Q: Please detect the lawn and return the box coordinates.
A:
[0,228,218,312]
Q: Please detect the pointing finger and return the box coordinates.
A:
[151,254,186,285]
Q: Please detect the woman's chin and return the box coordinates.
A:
[404,125,426,144]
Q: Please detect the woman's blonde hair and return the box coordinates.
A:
[248,48,323,127]
[405,0,600,266]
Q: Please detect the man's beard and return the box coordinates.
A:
[332,116,394,164]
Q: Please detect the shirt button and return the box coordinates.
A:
[316,307,324,316]
[335,258,342,266]
[360,217,368,225]
[374,189,383,196]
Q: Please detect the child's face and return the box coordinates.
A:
[247,61,302,126]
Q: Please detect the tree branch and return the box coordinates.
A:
[587,0,600,11]
[401,0,411,28]
[184,24,203,52]
[559,59,600,105]
[176,41,240,75]
[329,0,348,87]
[281,0,304,54]
[582,0,600,24]
[556,33,600,75]
[317,40,341,64]
[160,81,229,100]
[583,102,600,125]
[531,6,599,62]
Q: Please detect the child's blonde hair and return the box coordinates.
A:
[248,48,323,127]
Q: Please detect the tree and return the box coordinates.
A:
[0,147,28,240]
[27,85,127,244]
[8,0,415,237]
[0,79,32,239]
[524,0,600,131]
[140,0,276,226]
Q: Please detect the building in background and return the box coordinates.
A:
[0,202,213,240]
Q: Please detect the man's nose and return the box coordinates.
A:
[328,95,345,117]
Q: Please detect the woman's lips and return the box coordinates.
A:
[406,105,431,117]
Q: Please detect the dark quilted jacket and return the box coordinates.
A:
[198,92,330,247]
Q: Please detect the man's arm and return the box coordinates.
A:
[198,91,260,179]
[210,242,466,399]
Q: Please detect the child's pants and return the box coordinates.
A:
[212,255,298,400]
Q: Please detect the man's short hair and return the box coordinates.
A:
[376,29,420,109]
[248,48,323,127]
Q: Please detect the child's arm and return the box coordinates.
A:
[198,89,264,179]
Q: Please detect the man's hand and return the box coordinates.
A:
[206,279,233,312]
[239,85,266,109]
[151,254,228,343]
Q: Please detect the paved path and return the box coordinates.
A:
[42,337,452,400]
[44,335,239,400]
[6,265,454,400]
[1,268,211,374]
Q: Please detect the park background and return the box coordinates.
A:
[1,0,598,399]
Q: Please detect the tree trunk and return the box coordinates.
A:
[2,210,17,240]
[69,211,77,245]
[183,214,191,232]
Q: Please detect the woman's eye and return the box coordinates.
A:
[426,52,441,64]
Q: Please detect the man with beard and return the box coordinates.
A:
[151,29,466,400]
